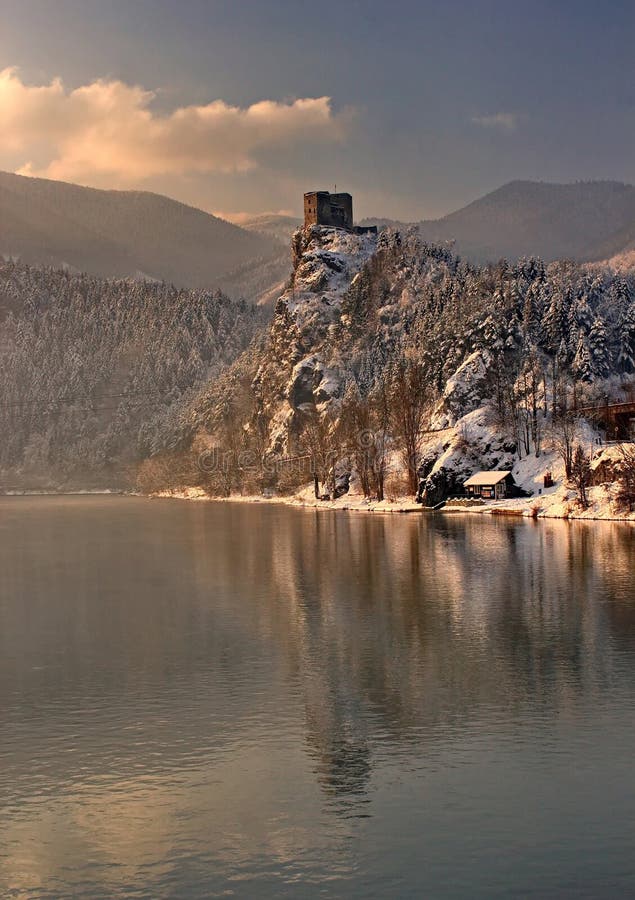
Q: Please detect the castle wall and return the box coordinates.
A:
[329,193,353,228]
[304,191,353,229]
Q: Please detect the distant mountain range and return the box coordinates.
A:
[0,171,287,300]
[3,174,635,305]
[222,180,635,269]
[362,180,635,265]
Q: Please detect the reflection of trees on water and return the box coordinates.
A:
[207,509,635,804]
[1,500,634,812]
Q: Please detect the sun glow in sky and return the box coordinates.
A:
[1,0,634,220]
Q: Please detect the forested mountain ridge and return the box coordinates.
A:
[362,180,635,265]
[2,224,633,504]
[0,171,286,300]
[0,262,268,487]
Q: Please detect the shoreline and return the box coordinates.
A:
[1,486,632,523]
[151,486,635,523]
[0,488,126,497]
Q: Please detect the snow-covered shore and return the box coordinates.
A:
[153,485,422,513]
[153,482,635,522]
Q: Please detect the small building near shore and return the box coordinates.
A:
[463,470,515,500]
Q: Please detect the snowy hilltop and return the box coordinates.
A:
[252,225,378,451]
[6,217,631,518]
[179,222,634,518]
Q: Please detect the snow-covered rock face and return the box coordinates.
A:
[289,355,341,408]
[258,226,378,449]
[289,226,377,309]
[420,407,517,504]
[439,350,491,425]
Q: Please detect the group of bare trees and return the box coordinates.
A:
[387,360,429,493]
[615,445,635,512]
[299,360,429,501]
[570,444,592,509]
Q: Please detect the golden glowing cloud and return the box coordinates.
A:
[0,68,348,184]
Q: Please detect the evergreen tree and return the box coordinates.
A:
[588,317,610,378]
[572,333,593,383]
[617,304,635,373]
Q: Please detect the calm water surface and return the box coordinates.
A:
[0,497,634,898]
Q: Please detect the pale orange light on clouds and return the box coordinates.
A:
[0,67,349,185]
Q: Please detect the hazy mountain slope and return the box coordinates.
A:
[595,249,635,275]
[584,219,635,267]
[364,180,635,264]
[239,213,302,244]
[217,249,291,307]
[0,171,281,295]
[215,214,303,304]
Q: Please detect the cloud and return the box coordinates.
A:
[471,112,519,131]
[0,67,349,184]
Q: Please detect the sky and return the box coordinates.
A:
[1,0,634,220]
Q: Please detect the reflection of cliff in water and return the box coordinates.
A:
[1,499,634,810]
[199,507,635,804]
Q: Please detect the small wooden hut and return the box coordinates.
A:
[463,470,515,500]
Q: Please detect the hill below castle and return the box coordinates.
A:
[2,223,633,514]
[164,223,634,514]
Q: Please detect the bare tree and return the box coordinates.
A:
[300,412,339,498]
[338,384,373,497]
[526,351,544,456]
[337,377,392,501]
[615,444,635,512]
[552,411,579,480]
[570,443,591,509]
[369,376,390,501]
[389,360,428,495]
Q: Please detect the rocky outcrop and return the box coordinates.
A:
[440,350,491,424]
[419,407,517,503]
[255,225,377,451]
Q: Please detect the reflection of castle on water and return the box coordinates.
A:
[305,709,371,807]
[191,509,635,807]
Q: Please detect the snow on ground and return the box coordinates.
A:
[154,485,423,513]
[154,467,634,521]
[154,413,634,522]
[483,482,634,521]
[436,350,491,426]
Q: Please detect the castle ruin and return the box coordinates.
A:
[304,191,376,234]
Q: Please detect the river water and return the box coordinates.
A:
[0,497,633,898]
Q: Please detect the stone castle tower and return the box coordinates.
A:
[303,190,377,234]
[304,191,353,229]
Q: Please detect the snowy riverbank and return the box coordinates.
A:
[153,482,635,522]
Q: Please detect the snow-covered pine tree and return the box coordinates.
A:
[572,333,593,383]
[588,317,610,379]
[617,303,635,373]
